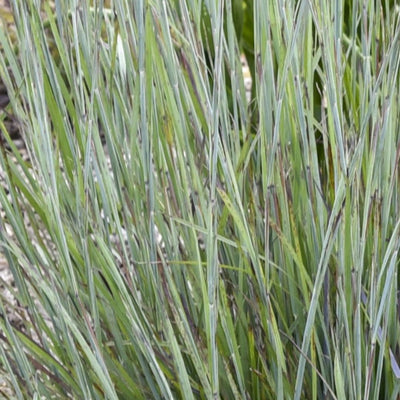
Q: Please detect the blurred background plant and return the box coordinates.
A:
[0,0,400,399]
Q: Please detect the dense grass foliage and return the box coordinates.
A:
[0,0,400,398]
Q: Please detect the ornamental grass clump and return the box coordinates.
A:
[0,0,400,398]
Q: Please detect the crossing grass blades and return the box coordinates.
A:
[0,0,400,398]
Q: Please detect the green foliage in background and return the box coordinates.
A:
[0,0,400,399]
